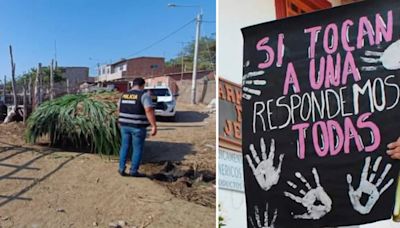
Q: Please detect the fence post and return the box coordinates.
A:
[34,63,42,109]
[67,79,70,94]
[3,45,18,124]
[9,46,17,111]
[23,79,27,123]
[28,76,32,105]
[50,59,54,100]
[39,63,43,103]
[3,75,6,103]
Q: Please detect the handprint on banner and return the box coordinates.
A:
[284,168,332,220]
[361,40,400,71]
[248,203,277,228]
[242,70,267,100]
[347,156,394,214]
[246,138,284,191]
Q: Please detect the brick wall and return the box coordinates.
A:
[166,70,213,81]
[125,57,165,78]
[62,67,89,88]
[176,78,216,104]
[145,76,179,95]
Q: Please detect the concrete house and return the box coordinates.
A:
[61,67,89,86]
[96,57,165,82]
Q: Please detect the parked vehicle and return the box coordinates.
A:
[144,86,177,121]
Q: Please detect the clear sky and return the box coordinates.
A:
[0,0,216,78]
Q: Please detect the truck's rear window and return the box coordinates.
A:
[146,88,171,96]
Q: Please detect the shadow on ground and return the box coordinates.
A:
[141,141,193,163]
[0,141,82,208]
[173,111,209,123]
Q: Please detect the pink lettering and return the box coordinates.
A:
[292,123,310,159]
[357,113,381,152]
[341,19,355,52]
[375,11,393,45]
[357,16,375,49]
[324,54,341,88]
[342,51,361,84]
[309,57,325,90]
[344,117,364,153]
[283,62,301,95]
[305,26,322,58]
[323,23,339,54]
[256,37,275,69]
[312,121,330,157]
[327,120,344,156]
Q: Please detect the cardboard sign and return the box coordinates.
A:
[219,78,242,150]
[242,1,400,227]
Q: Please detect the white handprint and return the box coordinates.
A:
[284,168,332,220]
[248,203,277,228]
[361,40,400,71]
[246,138,284,191]
[347,156,394,214]
[242,70,266,100]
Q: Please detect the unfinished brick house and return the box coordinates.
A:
[96,57,165,82]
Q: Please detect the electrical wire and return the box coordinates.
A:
[126,18,196,58]
[88,18,196,74]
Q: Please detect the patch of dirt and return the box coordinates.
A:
[0,122,26,145]
[143,161,215,208]
[0,102,215,227]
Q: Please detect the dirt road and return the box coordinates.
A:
[0,103,215,228]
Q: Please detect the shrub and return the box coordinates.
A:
[25,94,120,156]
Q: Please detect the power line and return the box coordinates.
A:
[88,17,198,75]
[126,18,196,58]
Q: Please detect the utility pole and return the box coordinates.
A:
[181,54,184,81]
[191,12,202,104]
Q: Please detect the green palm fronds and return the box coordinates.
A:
[25,93,120,156]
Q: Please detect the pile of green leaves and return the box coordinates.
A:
[25,94,120,156]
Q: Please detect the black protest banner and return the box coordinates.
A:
[242,1,400,227]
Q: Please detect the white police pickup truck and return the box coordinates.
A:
[144,86,177,121]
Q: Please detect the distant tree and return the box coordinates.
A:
[5,66,66,90]
[19,66,65,84]
[166,36,215,72]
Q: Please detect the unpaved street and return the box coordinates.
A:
[0,103,215,228]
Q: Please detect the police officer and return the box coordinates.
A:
[118,77,157,177]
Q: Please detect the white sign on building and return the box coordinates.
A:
[219,148,244,192]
